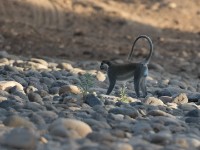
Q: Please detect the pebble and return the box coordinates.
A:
[108,107,138,118]
[57,62,73,71]
[149,63,164,72]
[0,100,21,109]
[0,96,7,102]
[0,81,24,92]
[87,131,116,143]
[84,94,103,107]
[0,127,37,149]
[49,118,92,138]
[24,102,46,111]
[96,71,106,81]
[179,103,198,111]
[11,75,28,87]
[30,58,48,66]
[156,87,185,97]
[147,131,172,144]
[28,92,44,105]
[169,80,187,89]
[29,113,46,126]
[185,109,200,117]
[147,110,174,118]
[27,62,48,70]
[3,115,35,128]
[132,122,152,135]
[37,111,58,123]
[159,96,173,103]
[111,143,133,150]
[145,97,164,106]
[187,92,200,102]
[185,117,200,124]
[172,93,188,104]
[59,85,81,95]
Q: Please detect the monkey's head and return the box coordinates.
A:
[100,60,110,71]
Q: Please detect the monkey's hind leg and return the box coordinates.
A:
[140,77,147,98]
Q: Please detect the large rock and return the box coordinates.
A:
[57,62,73,71]
[187,92,200,102]
[172,93,188,104]
[30,58,48,66]
[0,128,38,149]
[96,71,106,81]
[3,115,35,129]
[0,81,24,92]
[84,94,103,107]
[156,87,185,97]
[145,97,164,106]
[185,109,200,117]
[108,107,138,118]
[28,92,44,105]
[59,85,81,95]
[49,118,92,138]
[37,111,58,123]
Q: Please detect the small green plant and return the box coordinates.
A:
[78,73,95,97]
[118,84,129,102]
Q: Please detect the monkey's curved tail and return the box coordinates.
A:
[127,35,153,64]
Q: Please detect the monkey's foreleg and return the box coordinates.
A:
[106,77,116,95]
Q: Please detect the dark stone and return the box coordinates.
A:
[185,109,200,117]
[9,87,28,101]
[108,107,138,118]
[187,92,200,102]
[130,102,143,106]
[104,99,115,105]
[84,94,103,107]
[28,92,43,105]
[0,100,16,108]
[185,117,200,124]
[115,101,124,107]
[155,87,185,97]
[49,87,59,95]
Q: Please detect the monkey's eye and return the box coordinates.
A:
[100,65,104,70]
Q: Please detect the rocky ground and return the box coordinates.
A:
[0,0,200,150]
[0,51,199,150]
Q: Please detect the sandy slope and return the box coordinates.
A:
[0,0,199,77]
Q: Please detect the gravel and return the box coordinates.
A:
[0,53,199,150]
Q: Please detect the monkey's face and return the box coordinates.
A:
[100,62,108,71]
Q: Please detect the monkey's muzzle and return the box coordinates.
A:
[100,65,104,70]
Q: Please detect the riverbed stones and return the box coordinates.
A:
[0,53,199,150]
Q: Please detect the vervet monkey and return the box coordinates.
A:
[100,35,153,98]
